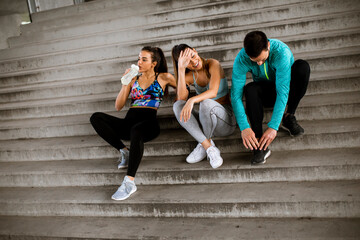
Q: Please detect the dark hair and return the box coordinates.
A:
[243,31,269,58]
[171,44,210,84]
[141,46,168,74]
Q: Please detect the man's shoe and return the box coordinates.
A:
[111,176,137,201]
[117,148,129,169]
[206,146,223,169]
[251,148,271,165]
[282,114,304,137]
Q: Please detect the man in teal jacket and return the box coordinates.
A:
[231,31,310,164]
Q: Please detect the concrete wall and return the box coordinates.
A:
[34,0,74,12]
[0,0,28,50]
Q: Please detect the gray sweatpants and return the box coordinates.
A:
[173,99,237,144]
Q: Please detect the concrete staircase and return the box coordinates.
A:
[0,0,359,238]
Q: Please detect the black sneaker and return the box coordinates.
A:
[282,114,304,137]
[251,148,271,165]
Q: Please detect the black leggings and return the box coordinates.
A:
[244,59,310,138]
[90,108,160,177]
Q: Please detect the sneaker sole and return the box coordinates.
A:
[251,149,271,165]
[210,160,223,169]
[281,125,304,137]
[117,165,128,169]
[186,156,206,164]
[111,187,137,201]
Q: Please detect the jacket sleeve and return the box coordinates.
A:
[268,53,291,130]
[231,52,251,131]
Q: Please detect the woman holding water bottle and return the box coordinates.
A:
[90,46,176,200]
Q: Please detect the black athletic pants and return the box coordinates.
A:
[90,108,160,177]
[244,59,310,138]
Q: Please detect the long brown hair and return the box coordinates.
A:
[171,44,210,85]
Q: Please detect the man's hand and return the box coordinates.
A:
[241,128,259,150]
[259,128,277,150]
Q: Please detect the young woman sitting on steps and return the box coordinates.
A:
[90,46,176,201]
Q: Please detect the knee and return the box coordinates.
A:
[90,112,103,125]
[244,82,260,100]
[173,100,186,117]
[199,99,214,113]
[293,59,310,74]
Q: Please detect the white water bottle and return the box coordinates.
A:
[121,64,139,85]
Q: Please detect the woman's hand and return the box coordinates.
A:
[180,98,195,122]
[241,128,259,150]
[178,48,192,70]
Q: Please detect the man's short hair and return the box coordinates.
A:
[244,31,269,58]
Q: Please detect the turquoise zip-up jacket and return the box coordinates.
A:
[231,39,294,131]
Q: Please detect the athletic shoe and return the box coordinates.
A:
[282,114,304,137]
[251,148,271,165]
[186,143,206,163]
[117,148,129,169]
[111,176,137,201]
[206,146,223,169]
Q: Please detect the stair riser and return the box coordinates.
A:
[8,0,355,51]
[2,13,360,72]
[0,51,358,91]
[0,132,358,161]
[0,117,180,140]
[1,165,358,187]
[28,0,235,27]
[21,0,320,36]
[1,75,359,103]
[3,27,360,67]
[0,201,358,218]
[0,90,358,120]
[1,102,359,140]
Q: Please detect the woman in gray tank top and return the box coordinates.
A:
[172,44,237,168]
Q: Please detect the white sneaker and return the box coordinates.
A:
[206,146,223,169]
[117,149,129,169]
[186,143,206,163]
[111,176,137,201]
[186,140,216,164]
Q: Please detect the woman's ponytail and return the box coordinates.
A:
[141,46,168,74]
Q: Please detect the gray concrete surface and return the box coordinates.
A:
[0,0,359,238]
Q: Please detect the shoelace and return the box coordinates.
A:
[118,150,126,163]
[207,148,217,162]
[192,143,204,156]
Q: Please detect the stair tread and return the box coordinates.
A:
[0,148,358,175]
[0,86,358,111]
[0,66,359,96]
[0,117,359,151]
[11,1,359,52]
[1,216,358,239]
[13,0,346,50]
[0,180,358,204]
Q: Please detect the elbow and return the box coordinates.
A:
[209,90,217,99]
[115,102,122,111]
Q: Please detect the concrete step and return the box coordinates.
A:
[0,39,358,92]
[0,180,359,218]
[20,0,296,37]
[0,148,359,187]
[2,10,359,72]
[1,24,359,77]
[0,61,358,105]
[0,85,358,121]
[0,117,358,161]
[28,0,237,26]
[5,0,353,57]
[0,90,359,140]
[0,66,357,104]
[1,216,359,240]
